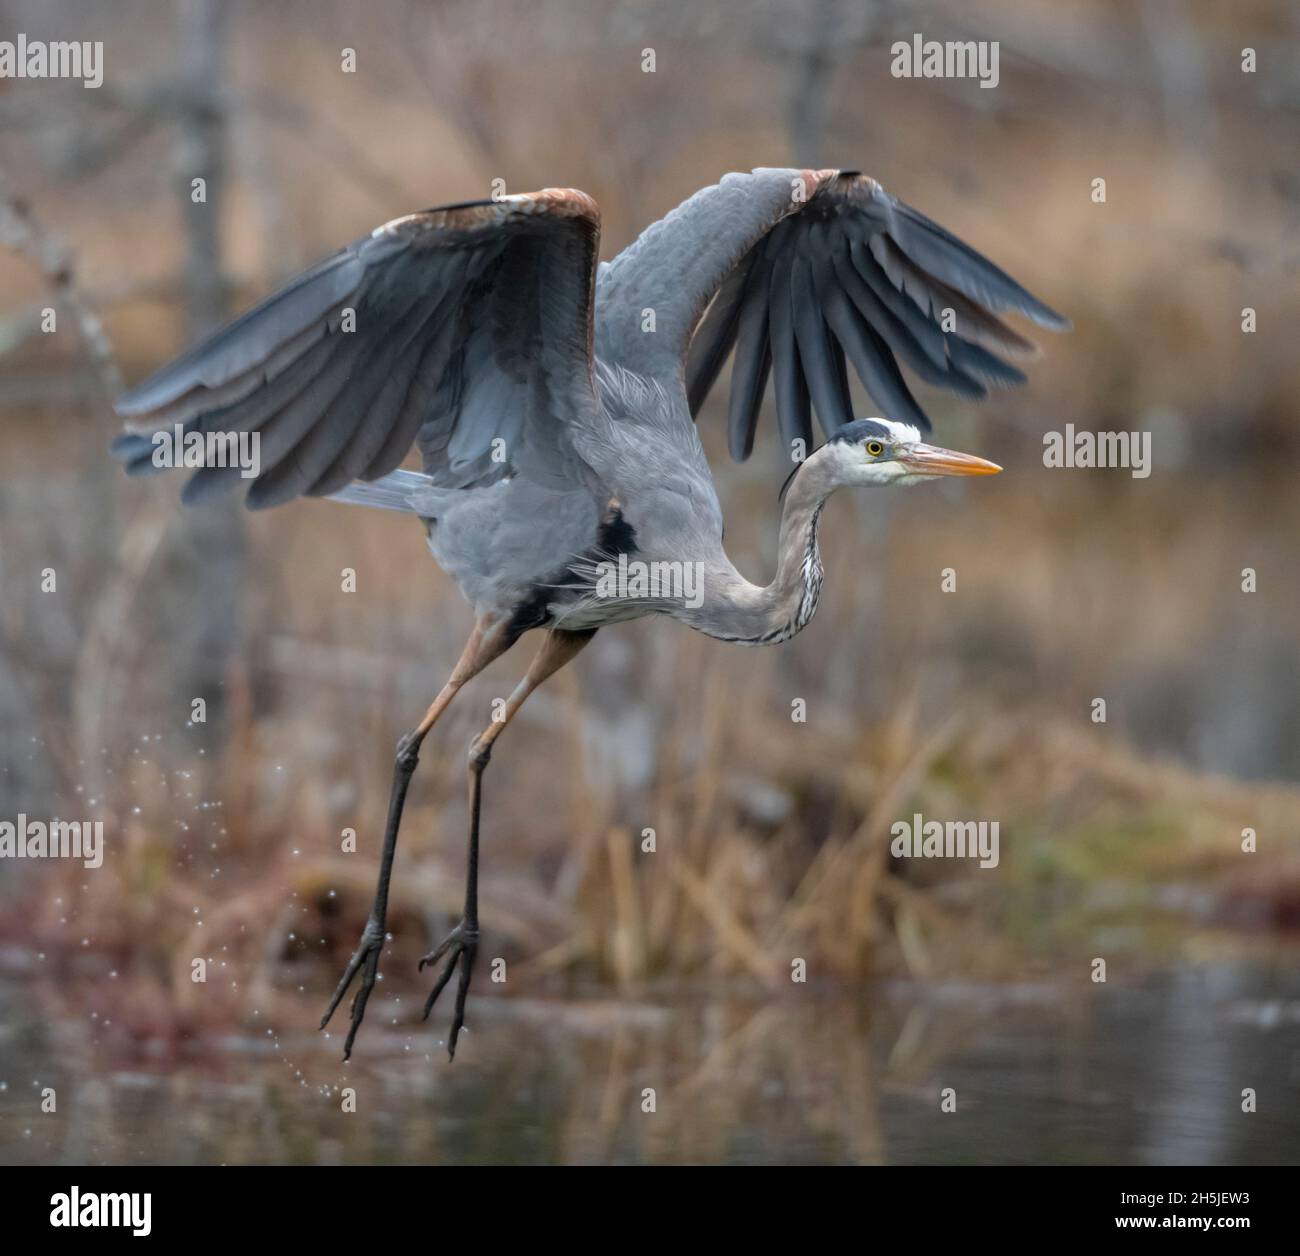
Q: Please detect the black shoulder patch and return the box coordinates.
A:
[597,505,638,557]
[507,503,640,638]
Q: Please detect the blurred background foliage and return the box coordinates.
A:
[0,0,1298,1163]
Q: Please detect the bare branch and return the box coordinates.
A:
[0,173,123,401]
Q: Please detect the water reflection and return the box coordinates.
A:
[1,963,1296,1165]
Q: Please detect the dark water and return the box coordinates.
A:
[1,962,1296,1165]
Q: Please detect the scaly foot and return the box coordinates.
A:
[319,917,386,1061]
[418,920,479,1059]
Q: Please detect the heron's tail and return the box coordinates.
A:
[327,469,434,513]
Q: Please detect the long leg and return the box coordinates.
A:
[421,627,596,1059]
[320,616,514,1060]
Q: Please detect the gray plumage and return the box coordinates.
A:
[114,167,1068,651]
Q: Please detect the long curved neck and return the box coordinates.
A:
[693,456,838,645]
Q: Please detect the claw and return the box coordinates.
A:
[416,932,454,974]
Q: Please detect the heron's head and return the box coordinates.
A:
[818,418,1002,488]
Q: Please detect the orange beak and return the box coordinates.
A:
[897,443,1002,477]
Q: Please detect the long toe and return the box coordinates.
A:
[447,946,477,1060]
[422,948,459,1019]
[417,933,456,973]
[319,927,384,1056]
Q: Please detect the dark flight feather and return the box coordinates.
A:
[679,169,1068,468]
[112,192,603,507]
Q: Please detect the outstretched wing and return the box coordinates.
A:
[596,167,1067,460]
[113,190,601,506]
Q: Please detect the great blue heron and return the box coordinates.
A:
[112,167,1066,1059]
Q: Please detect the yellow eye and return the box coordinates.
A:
[865,440,884,457]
